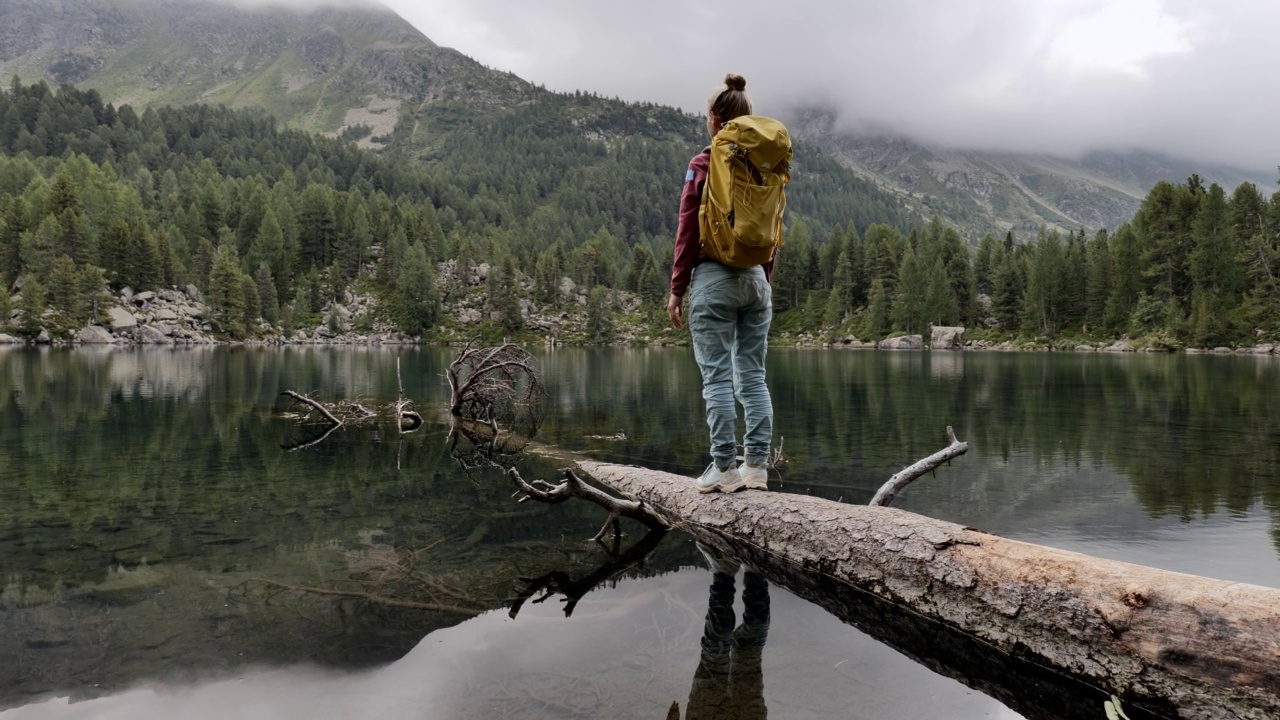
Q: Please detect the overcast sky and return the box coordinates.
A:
[375,0,1279,172]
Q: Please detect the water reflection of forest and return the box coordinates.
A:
[2,346,1278,576]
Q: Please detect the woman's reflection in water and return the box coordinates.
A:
[676,544,770,720]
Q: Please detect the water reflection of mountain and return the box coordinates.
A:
[1,570,1033,720]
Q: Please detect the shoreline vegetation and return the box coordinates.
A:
[2,82,1278,357]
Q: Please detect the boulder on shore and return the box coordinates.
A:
[879,334,923,351]
[929,326,966,350]
[1101,340,1134,353]
[138,325,170,345]
[108,306,138,331]
[75,326,116,344]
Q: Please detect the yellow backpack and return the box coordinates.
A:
[698,115,792,268]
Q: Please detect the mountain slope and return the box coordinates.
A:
[0,0,915,240]
[788,108,1276,238]
[0,0,534,146]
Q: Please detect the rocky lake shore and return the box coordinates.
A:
[3,264,1278,356]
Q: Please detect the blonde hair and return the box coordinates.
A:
[707,73,752,123]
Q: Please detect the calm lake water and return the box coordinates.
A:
[1,346,1277,719]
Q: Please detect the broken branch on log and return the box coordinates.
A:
[869,426,969,507]
[507,467,668,542]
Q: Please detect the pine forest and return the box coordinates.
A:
[1,79,1278,350]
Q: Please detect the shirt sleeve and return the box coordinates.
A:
[670,151,709,298]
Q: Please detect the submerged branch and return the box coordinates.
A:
[281,390,343,427]
[254,578,483,615]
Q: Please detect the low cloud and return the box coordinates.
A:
[382,0,1280,172]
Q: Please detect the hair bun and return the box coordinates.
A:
[724,73,746,92]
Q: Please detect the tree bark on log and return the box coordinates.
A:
[569,460,1280,720]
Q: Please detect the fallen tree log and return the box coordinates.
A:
[564,459,1280,720]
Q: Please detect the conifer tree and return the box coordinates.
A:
[78,264,108,324]
[297,184,337,271]
[973,233,1000,296]
[56,207,94,266]
[47,254,82,324]
[338,198,372,278]
[244,268,262,328]
[19,215,60,281]
[1021,230,1065,335]
[586,286,615,342]
[1104,223,1142,332]
[489,254,523,332]
[831,249,856,312]
[865,278,890,340]
[395,241,439,336]
[624,244,657,293]
[772,219,812,312]
[154,228,185,287]
[1084,230,1112,331]
[1189,184,1242,303]
[247,208,286,283]
[891,245,928,334]
[197,179,227,240]
[923,257,958,327]
[1137,181,1195,307]
[129,223,161,290]
[863,224,904,293]
[98,219,131,287]
[17,275,44,336]
[535,242,565,304]
[208,244,247,339]
[820,225,846,290]
[992,249,1025,332]
[0,196,29,281]
[1061,231,1088,328]
[842,221,868,305]
[379,225,408,289]
[822,284,845,328]
[255,263,279,326]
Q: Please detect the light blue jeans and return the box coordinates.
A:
[688,262,773,469]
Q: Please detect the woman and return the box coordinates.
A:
[667,73,774,494]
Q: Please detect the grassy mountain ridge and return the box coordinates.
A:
[787,107,1276,239]
[0,0,534,144]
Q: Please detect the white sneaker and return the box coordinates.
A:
[740,462,768,490]
[697,462,743,493]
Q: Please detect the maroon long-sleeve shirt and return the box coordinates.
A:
[670,149,774,297]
